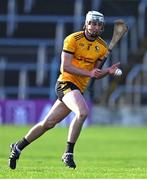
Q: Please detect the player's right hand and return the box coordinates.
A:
[90,68,103,78]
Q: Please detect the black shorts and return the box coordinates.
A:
[55,81,81,101]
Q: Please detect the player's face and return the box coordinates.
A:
[86,20,103,38]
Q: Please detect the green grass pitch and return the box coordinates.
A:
[0,125,147,178]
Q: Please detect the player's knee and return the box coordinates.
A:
[78,109,89,121]
[81,111,88,120]
[42,120,56,131]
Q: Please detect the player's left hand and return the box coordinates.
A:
[108,62,120,75]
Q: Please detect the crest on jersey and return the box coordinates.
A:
[95,46,100,51]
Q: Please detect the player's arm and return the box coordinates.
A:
[93,59,120,79]
[91,58,109,79]
[94,59,102,68]
[60,51,102,78]
[91,48,113,79]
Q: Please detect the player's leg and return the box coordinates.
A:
[8,99,71,169]
[25,99,71,142]
[63,90,89,143]
[62,89,89,168]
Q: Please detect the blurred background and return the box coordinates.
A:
[0,0,147,126]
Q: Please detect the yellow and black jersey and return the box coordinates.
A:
[58,31,108,92]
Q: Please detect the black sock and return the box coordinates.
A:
[66,142,75,154]
[16,137,30,151]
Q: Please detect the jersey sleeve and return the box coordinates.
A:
[63,34,76,54]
